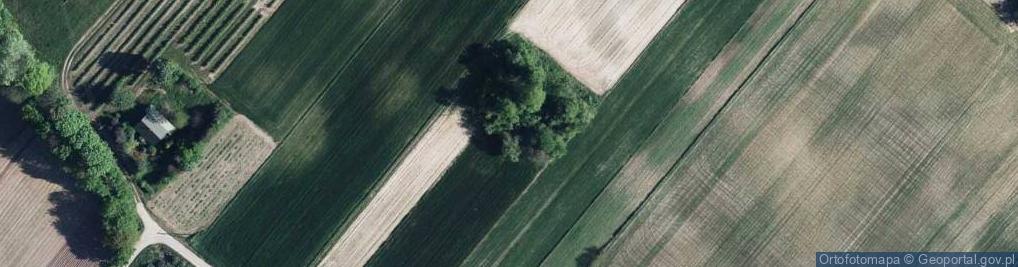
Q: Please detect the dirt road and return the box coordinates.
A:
[130,201,211,267]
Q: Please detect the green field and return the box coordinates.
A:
[210,0,402,137]
[600,0,1018,265]
[538,0,814,265]
[3,0,114,64]
[367,0,785,265]
[191,0,527,266]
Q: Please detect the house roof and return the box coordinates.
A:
[139,106,175,142]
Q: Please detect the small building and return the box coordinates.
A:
[137,105,176,144]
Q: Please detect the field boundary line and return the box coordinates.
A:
[596,0,817,262]
[272,0,407,147]
[309,105,445,267]
[531,0,768,262]
[191,1,412,264]
[209,0,287,80]
[462,162,550,266]
[462,1,707,263]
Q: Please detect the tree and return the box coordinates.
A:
[444,36,599,162]
[0,22,31,86]
[21,58,54,96]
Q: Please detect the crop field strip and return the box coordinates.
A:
[73,0,163,87]
[537,0,816,265]
[148,116,276,235]
[363,0,783,266]
[318,109,470,267]
[65,0,283,90]
[509,0,687,94]
[597,0,1018,265]
[191,0,528,266]
[460,0,782,265]
[85,0,189,87]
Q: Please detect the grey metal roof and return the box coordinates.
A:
[139,106,175,142]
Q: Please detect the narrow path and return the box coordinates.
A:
[129,198,211,267]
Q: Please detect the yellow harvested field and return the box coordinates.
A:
[0,130,101,267]
[318,109,470,267]
[148,115,275,234]
[509,0,687,94]
[601,1,1018,265]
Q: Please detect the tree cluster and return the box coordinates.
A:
[443,36,599,162]
[23,91,141,266]
[1,3,139,265]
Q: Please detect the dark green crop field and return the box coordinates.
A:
[191,0,526,266]
[4,0,114,64]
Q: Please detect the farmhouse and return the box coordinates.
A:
[137,105,176,144]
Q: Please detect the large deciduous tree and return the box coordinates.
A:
[444,36,598,162]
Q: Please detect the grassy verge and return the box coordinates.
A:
[3,0,115,64]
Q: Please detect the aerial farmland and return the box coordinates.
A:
[4,0,1018,266]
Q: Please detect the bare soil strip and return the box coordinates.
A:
[148,115,276,234]
[317,109,470,267]
[509,0,687,94]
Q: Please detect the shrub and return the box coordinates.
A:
[150,58,182,87]
[108,81,137,112]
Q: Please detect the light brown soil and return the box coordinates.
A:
[318,109,470,267]
[509,0,687,94]
[0,129,103,267]
[147,115,275,234]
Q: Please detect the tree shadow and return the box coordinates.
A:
[99,52,149,76]
[0,98,111,263]
[47,190,110,262]
[993,0,1018,24]
[575,246,602,267]
[73,83,114,110]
